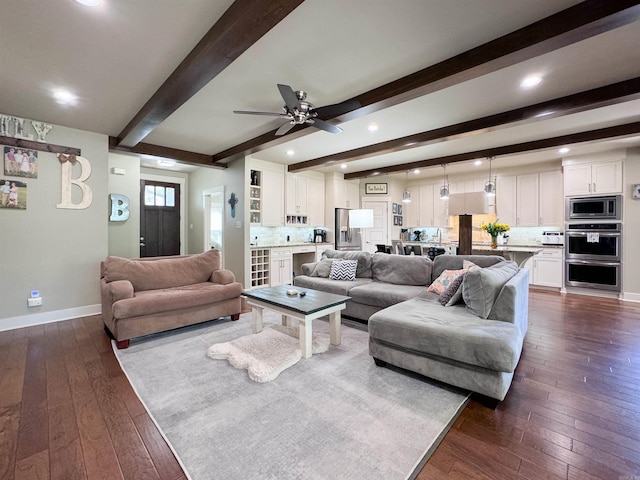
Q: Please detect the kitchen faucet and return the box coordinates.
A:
[432,228,441,245]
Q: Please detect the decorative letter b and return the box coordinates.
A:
[57,154,93,209]
[109,194,130,221]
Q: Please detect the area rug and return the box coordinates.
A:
[207,324,330,382]
[113,312,470,480]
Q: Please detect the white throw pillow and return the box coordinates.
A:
[329,260,358,281]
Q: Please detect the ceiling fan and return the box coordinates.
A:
[233,84,360,136]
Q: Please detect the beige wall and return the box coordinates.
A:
[0,124,108,324]
[623,148,640,300]
[188,159,245,286]
[107,153,141,258]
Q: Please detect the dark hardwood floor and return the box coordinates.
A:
[1,290,639,479]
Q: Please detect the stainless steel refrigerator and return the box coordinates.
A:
[335,208,362,251]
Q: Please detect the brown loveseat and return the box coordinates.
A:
[100,250,242,348]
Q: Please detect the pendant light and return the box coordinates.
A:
[402,170,411,203]
[439,164,449,199]
[484,157,496,197]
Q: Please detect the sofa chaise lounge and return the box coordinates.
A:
[294,250,528,400]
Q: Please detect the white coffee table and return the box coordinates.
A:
[242,285,351,359]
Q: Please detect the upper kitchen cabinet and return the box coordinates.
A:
[418,185,434,227]
[497,171,563,227]
[261,169,285,227]
[496,176,516,225]
[334,179,360,209]
[538,171,563,225]
[563,160,622,196]
[286,171,325,226]
[516,173,539,227]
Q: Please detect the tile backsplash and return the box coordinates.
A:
[250,226,315,246]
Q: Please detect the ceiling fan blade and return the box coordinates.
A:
[233,110,286,117]
[277,84,301,112]
[309,118,342,134]
[313,99,361,119]
[275,122,296,136]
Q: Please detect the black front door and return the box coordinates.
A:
[140,180,180,257]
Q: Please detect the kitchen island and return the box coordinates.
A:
[471,245,543,267]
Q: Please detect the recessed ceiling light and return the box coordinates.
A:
[368,124,378,132]
[558,147,570,154]
[52,88,77,106]
[474,160,482,166]
[340,163,347,169]
[286,149,295,156]
[413,169,420,174]
[75,0,101,6]
[157,159,176,167]
[520,74,543,88]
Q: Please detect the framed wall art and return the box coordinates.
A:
[3,146,37,178]
[365,183,387,194]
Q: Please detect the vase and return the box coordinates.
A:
[490,235,498,249]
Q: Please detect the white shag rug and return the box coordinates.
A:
[207,324,329,382]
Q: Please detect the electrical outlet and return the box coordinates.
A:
[27,297,42,307]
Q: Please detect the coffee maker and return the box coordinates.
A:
[313,228,327,243]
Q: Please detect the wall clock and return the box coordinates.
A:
[633,184,640,199]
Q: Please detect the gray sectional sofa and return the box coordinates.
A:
[294,250,529,400]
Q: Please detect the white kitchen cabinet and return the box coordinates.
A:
[306,175,325,226]
[564,160,622,196]
[433,185,449,227]
[533,248,563,288]
[270,247,293,286]
[404,186,419,227]
[418,185,434,227]
[335,179,360,209]
[538,171,563,226]
[516,173,539,227]
[285,173,309,215]
[496,176,516,225]
[261,169,285,226]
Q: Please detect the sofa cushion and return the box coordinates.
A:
[112,281,242,319]
[428,268,467,295]
[329,260,358,281]
[432,255,503,282]
[103,250,220,291]
[348,282,428,309]
[293,276,372,296]
[371,254,432,285]
[368,295,523,372]
[322,250,373,278]
[462,261,519,318]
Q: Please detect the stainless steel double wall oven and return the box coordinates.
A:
[564,195,622,291]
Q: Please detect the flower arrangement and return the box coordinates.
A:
[481,221,510,248]
[480,221,510,237]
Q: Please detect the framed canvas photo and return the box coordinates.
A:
[3,146,38,178]
[633,184,640,199]
[365,183,387,194]
[393,215,399,225]
[398,216,403,226]
[0,178,27,209]
[398,205,403,215]
[392,203,398,214]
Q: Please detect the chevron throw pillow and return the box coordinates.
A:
[329,260,358,281]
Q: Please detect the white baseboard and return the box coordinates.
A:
[622,292,640,303]
[0,304,101,332]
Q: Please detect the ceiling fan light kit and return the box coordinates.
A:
[234,84,360,136]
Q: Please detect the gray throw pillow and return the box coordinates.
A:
[462,261,519,318]
[311,259,334,278]
[439,274,466,306]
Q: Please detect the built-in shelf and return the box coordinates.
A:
[250,248,270,288]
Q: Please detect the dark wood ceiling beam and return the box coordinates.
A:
[288,77,640,172]
[212,0,640,163]
[343,122,640,180]
[115,0,304,149]
[109,137,226,169]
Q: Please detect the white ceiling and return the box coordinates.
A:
[1,0,639,178]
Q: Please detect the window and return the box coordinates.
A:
[144,185,175,207]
